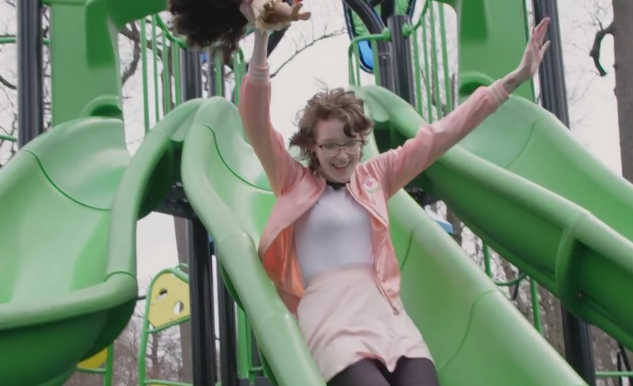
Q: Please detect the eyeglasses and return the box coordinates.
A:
[318,140,364,157]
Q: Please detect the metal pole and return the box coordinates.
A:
[208,53,225,97]
[386,14,415,105]
[16,0,43,148]
[217,262,239,386]
[343,0,395,91]
[532,2,595,385]
[180,47,217,386]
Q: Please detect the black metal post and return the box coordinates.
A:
[532,2,595,385]
[343,0,395,91]
[216,261,239,386]
[386,14,415,105]
[16,0,44,148]
[180,47,217,386]
[207,51,225,97]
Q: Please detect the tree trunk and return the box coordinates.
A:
[612,0,633,182]
[444,207,463,246]
[174,217,193,382]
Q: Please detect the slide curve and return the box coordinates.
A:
[0,118,139,386]
[180,95,586,386]
[352,85,633,351]
[0,100,210,386]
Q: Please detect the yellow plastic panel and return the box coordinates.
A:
[77,348,108,369]
[148,273,190,328]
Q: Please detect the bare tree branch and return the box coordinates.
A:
[270,29,345,78]
[0,74,15,90]
[122,23,142,84]
[589,20,614,77]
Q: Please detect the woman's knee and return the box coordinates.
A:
[327,359,391,386]
[391,357,440,386]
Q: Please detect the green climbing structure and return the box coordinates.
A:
[0,0,632,385]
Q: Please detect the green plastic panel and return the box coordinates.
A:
[0,118,146,386]
[180,95,586,386]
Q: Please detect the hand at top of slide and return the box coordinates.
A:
[515,17,552,83]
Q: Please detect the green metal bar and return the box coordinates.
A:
[346,31,390,86]
[530,278,543,333]
[143,381,193,386]
[104,343,114,386]
[173,42,182,106]
[151,15,160,122]
[483,244,492,277]
[494,272,527,287]
[140,18,150,133]
[420,16,433,122]
[438,5,453,112]
[405,25,422,115]
[596,371,633,377]
[215,55,223,96]
[348,43,361,86]
[0,36,50,45]
[162,32,170,114]
[76,368,106,374]
[0,134,16,142]
[428,4,442,120]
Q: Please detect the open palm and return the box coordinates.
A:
[516,17,552,81]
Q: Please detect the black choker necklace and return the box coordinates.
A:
[326,180,348,190]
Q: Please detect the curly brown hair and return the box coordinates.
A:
[289,87,373,172]
[169,0,248,62]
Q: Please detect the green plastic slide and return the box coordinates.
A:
[0,118,139,386]
[354,86,633,351]
[180,96,586,386]
[0,100,206,386]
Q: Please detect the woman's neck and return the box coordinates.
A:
[326,180,347,190]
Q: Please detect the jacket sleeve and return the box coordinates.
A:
[368,80,510,198]
[238,65,303,196]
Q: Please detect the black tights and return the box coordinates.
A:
[327,357,440,386]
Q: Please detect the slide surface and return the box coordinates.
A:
[0,118,139,386]
[180,96,586,386]
[354,86,633,350]
[0,101,208,386]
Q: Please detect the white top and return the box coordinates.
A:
[294,185,374,286]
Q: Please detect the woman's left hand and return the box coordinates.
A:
[515,17,551,83]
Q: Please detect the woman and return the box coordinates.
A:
[238,2,551,385]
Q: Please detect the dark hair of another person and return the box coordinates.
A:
[169,0,248,63]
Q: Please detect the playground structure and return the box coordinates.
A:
[2,0,633,385]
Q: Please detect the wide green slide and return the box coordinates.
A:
[0,101,203,386]
[355,86,633,351]
[0,118,140,386]
[181,95,586,386]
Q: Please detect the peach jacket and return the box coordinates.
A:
[238,64,509,316]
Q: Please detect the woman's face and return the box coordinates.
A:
[313,119,364,183]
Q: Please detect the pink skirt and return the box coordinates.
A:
[296,265,433,382]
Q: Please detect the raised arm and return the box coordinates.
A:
[237,30,303,196]
[370,17,552,198]
[237,1,311,196]
[373,80,509,198]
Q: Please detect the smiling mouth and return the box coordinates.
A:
[332,162,350,170]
